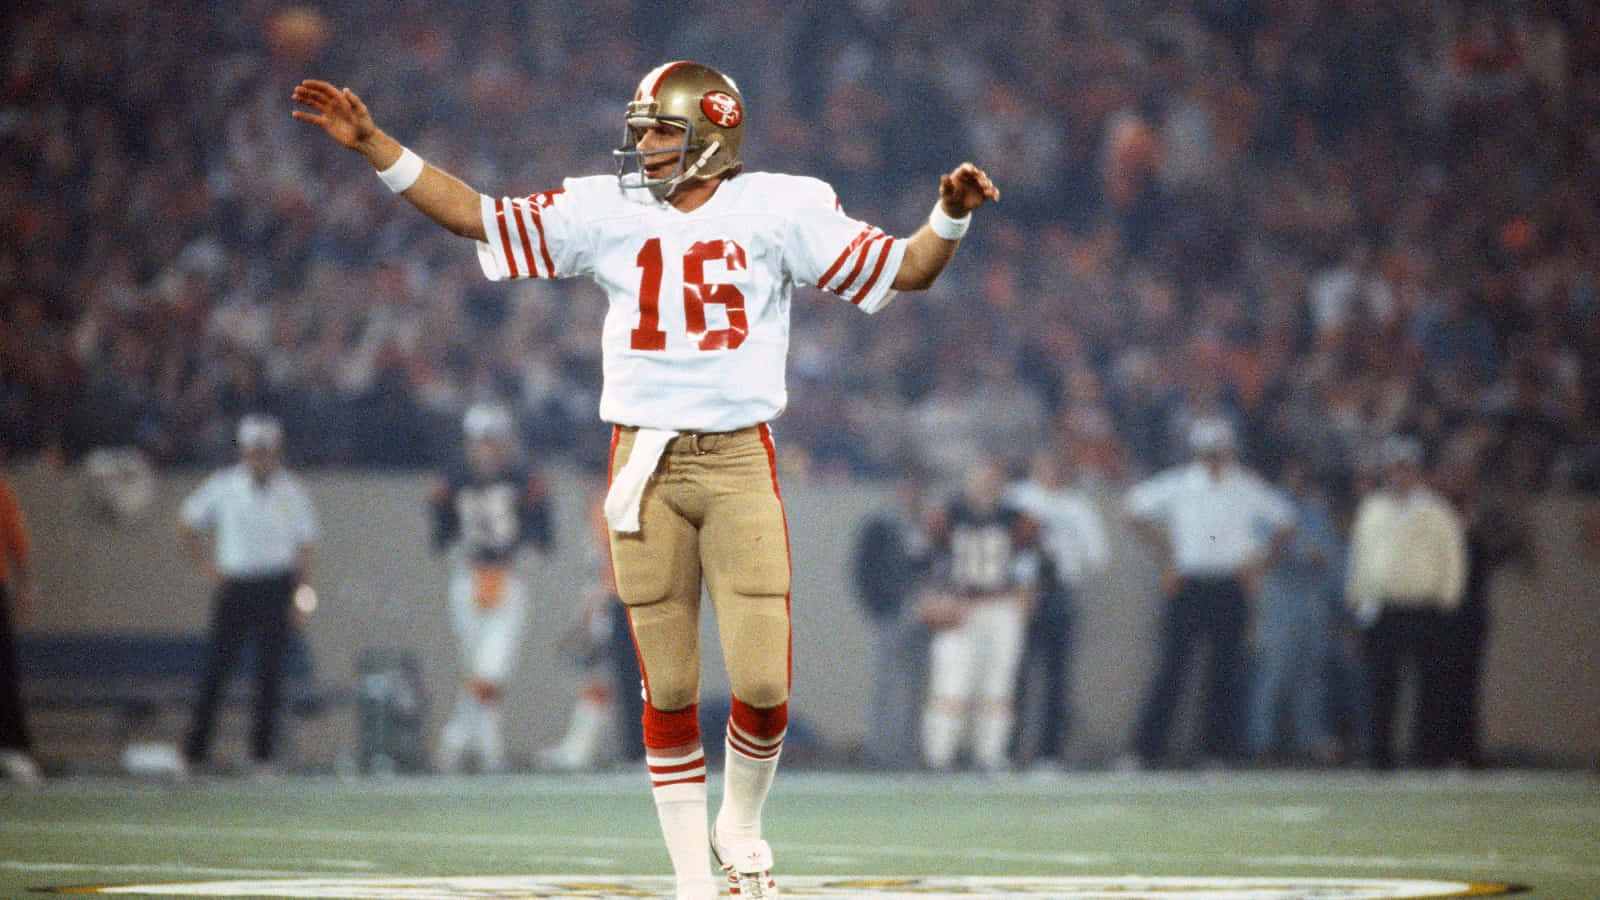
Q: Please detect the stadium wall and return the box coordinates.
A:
[12,461,1599,770]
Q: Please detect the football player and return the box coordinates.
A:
[295,61,998,900]
[428,403,553,774]
[916,456,1042,773]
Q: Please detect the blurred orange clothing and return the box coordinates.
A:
[0,474,30,583]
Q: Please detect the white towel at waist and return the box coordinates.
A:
[603,427,678,533]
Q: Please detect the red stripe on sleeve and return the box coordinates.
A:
[519,197,556,276]
[494,198,520,279]
[513,200,541,278]
[835,231,886,299]
[848,236,895,306]
[818,226,874,289]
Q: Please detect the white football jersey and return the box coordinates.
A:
[475,172,905,432]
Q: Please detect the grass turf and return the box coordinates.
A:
[1,770,1595,896]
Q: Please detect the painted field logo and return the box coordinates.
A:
[50,874,1525,898]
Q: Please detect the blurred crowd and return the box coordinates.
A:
[2,0,1598,494]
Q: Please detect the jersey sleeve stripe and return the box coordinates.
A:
[817,226,875,288]
[515,197,557,277]
[831,230,889,301]
[493,198,522,279]
[847,235,896,306]
[511,200,542,278]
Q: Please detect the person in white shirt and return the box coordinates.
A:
[293,61,997,900]
[179,415,319,773]
[1344,435,1467,770]
[1003,447,1110,770]
[1122,416,1294,768]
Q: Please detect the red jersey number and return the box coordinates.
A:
[629,238,749,351]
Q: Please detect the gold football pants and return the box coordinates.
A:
[607,424,792,714]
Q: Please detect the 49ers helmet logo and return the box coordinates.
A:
[701,90,742,128]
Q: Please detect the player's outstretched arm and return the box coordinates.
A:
[292,79,486,241]
[892,162,1000,291]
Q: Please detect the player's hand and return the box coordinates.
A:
[938,162,1000,217]
[291,79,377,150]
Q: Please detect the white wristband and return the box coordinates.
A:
[929,203,971,240]
[377,147,424,193]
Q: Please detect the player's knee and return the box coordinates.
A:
[645,680,699,712]
[729,669,789,710]
[729,659,790,707]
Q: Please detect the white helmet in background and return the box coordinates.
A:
[236,413,283,451]
[463,403,514,442]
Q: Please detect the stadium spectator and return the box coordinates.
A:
[1245,458,1345,766]
[1433,450,1531,769]
[1344,435,1469,770]
[1004,446,1110,771]
[2,0,1595,496]
[850,465,934,770]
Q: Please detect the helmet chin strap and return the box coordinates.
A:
[652,139,723,201]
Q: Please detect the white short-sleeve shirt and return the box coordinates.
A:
[475,173,905,433]
[1124,461,1295,576]
[1004,482,1110,588]
[180,465,319,578]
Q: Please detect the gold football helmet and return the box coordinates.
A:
[613,61,745,199]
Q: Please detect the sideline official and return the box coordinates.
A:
[179,414,318,773]
[1122,417,1294,768]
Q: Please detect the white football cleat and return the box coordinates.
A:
[710,831,778,898]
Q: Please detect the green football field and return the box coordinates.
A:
[2,770,1595,898]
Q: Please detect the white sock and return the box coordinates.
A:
[476,704,504,773]
[651,779,715,894]
[561,694,613,764]
[921,699,963,770]
[716,738,782,846]
[973,702,1015,772]
[436,693,477,773]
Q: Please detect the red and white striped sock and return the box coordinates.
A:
[644,704,715,896]
[716,697,787,846]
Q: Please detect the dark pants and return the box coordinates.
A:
[1133,575,1248,765]
[184,573,296,765]
[1432,607,1488,767]
[1010,585,1074,764]
[1362,605,1452,770]
[0,585,30,753]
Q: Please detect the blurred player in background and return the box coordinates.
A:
[918,456,1042,774]
[429,403,553,774]
[295,60,996,899]
[539,478,643,772]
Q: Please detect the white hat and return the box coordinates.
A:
[236,414,283,450]
[1188,416,1236,454]
[463,403,514,441]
